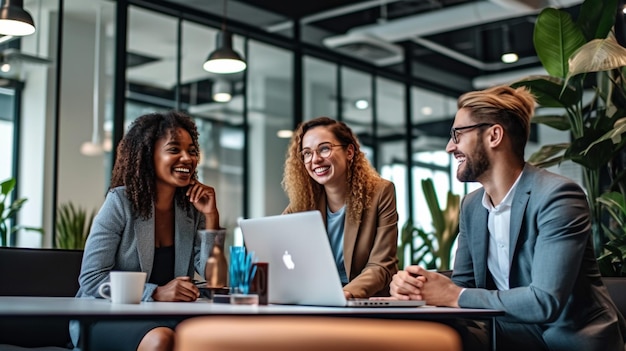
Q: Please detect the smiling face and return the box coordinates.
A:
[446,108,491,183]
[301,126,353,189]
[153,127,199,190]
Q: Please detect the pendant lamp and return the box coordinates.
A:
[203,0,246,74]
[0,0,35,36]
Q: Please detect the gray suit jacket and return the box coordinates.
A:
[453,164,626,350]
[71,186,223,347]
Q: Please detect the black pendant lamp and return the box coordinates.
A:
[203,0,246,74]
[0,0,35,36]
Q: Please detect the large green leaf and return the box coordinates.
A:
[577,0,618,41]
[582,118,626,154]
[567,34,626,79]
[531,115,571,130]
[534,8,587,79]
[527,143,569,166]
[568,131,615,169]
[511,75,579,107]
[0,178,15,198]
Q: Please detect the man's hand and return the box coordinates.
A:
[390,265,426,300]
[152,276,200,302]
[410,266,463,307]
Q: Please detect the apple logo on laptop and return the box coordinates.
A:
[282,250,295,270]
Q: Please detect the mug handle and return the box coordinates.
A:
[98,282,111,299]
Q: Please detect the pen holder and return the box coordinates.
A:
[228,246,258,305]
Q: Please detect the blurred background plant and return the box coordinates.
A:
[512,0,626,275]
[55,202,96,249]
[0,178,43,246]
[397,178,460,271]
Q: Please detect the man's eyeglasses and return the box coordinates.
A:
[450,123,495,144]
[301,142,345,163]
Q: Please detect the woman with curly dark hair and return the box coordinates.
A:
[282,116,398,298]
[70,111,225,351]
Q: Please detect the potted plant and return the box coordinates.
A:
[55,202,96,250]
[398,178,460,271]
[512,0,626,275]
[0,178,43,246]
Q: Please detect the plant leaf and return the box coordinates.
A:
[582,118,626,155]
[567,34,626,80]
[577,0,618,41]
[527,143,569,166]
[511,75,579,107]
[534,8,587,79]
[1,178,16,197]
[532,114,571,130]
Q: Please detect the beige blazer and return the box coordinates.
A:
[285,179,399,297]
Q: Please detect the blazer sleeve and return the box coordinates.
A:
[458,178,592,324]
[76,189,127,298]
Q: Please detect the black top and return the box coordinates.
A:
[149,245,175,286]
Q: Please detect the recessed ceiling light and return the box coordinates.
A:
[501,53,519,64]
[420,106,433,116]
[354,99,369,110]
[277,130,293,138]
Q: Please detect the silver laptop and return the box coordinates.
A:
[238,211,425,308]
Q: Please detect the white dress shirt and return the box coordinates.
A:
[481,172,523,291]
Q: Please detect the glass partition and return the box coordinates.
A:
[341,67,373,163]
[376,77,406,238]
[303,56,336,122]
[246,40,292,220]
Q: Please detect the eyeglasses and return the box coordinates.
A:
[300,142,345,163]
[450,123,495,144]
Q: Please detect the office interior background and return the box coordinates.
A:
[0,0,580,254]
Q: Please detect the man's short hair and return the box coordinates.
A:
[458,85,536,160]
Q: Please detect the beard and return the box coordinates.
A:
[457,140,490,182]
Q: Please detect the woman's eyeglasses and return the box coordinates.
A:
[450,123,494,144]
[300,142,345,163]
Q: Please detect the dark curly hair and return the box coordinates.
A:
[110,111,200,219]
[282,116,382,223]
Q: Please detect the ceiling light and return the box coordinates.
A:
[276,130,293,138]
[212,80,232,102]
[501,52,519,63]
[420,106,433,116]
[500,24,518,64]
[0,0,35,36]
[0,62,9,72]
[354,99,369,110]
[202,0,246,74]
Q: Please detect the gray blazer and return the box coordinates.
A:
[70,186,223,347]
[453,164,626,350]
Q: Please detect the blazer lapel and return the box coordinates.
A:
[174,204,195,277]
[472,198,490,287]
[509,166,533,270]
[135,209,155,276]
[343,209,359,278]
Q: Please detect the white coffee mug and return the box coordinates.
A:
[98,271,147,304]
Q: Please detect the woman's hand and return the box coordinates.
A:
[186,181,220,229]
[152,276,200,302]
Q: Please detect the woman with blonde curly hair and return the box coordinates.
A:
[282,116,398,298]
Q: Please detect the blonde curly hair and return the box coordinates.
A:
[281,117,383,223]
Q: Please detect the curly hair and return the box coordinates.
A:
[110,111,200,219]
[458,85,536,161]
[281,116,382,223]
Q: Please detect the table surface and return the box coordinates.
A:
[0,296,503,319]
